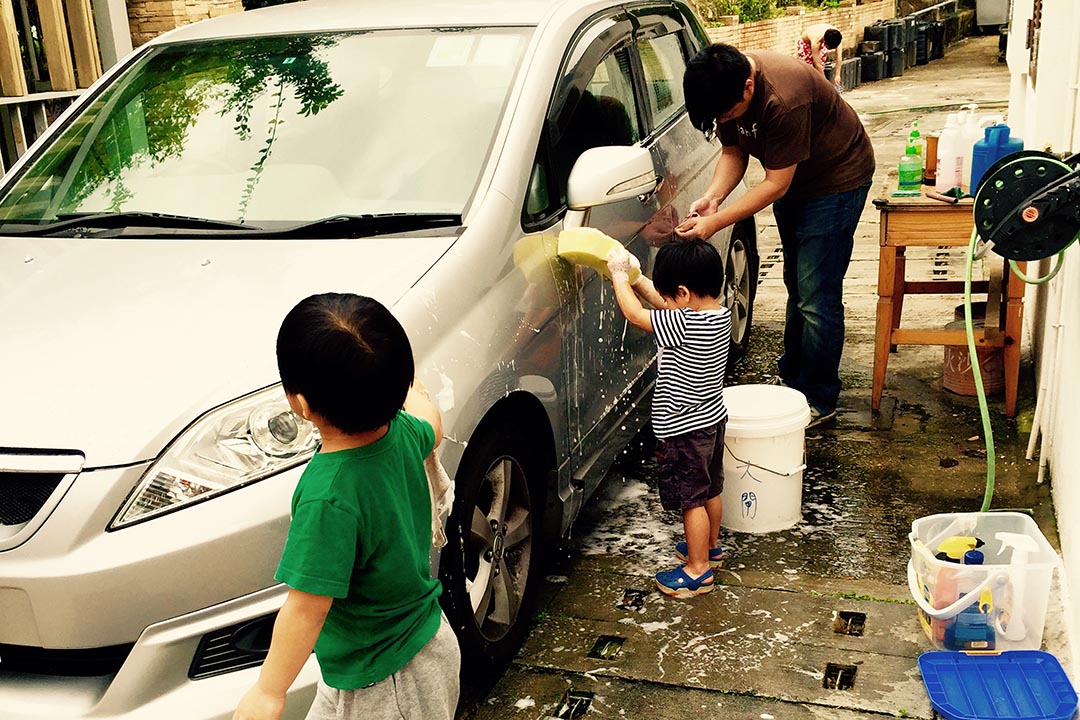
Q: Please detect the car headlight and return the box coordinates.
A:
[110,385,319,529]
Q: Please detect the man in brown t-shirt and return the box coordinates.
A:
[676,43,875,427]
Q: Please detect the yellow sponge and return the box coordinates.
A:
[557,227,641,283]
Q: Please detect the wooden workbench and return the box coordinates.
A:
[871,188,1026,417]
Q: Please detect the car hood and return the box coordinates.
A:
[0,235,454,467]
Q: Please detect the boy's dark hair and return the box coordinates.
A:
[683,43,751,135]
[277,293,414,434]
[823,28,842,50]
[653,239,724,300]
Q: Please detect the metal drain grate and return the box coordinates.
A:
[587,635,624,659]
[757,244,783,280]
[616,588,648,610]
[823,662,858,690]
[932,246,952,277]
[548,690,594,718]
[833,610,866,636]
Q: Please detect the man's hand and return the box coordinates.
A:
[233,685,286,720]
[688,196,721,217]
[675,213,724,240]
[606,247,635,282]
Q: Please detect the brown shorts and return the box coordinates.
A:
[655,420,727,512]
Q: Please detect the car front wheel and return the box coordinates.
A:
[438,427,544,672]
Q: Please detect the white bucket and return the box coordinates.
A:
[720,384,811,533]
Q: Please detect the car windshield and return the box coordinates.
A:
[0,28,529,229]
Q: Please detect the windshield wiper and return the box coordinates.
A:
[263,213,463,239]
[0,211,257,236]
[0,211,463,238]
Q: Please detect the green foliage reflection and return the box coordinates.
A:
[0,33,344,223]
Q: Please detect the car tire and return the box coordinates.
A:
[438,425,545,674]
[723,219,759,361]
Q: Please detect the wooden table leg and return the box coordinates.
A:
[873,245,897,411]
[1002,261,1026,417]
[891,247,906,352]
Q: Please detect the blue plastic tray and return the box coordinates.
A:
[919,651,1078,720]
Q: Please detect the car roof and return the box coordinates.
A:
[159,0,617,43]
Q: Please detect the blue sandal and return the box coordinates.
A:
[674,541,725,567]
[655,566,714,598]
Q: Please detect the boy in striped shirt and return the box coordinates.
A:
[607,239,731,598]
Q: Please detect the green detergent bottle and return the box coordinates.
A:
[898,120,924,191]
[906,120,923,157]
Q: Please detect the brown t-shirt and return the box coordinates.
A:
[718,51,875,199]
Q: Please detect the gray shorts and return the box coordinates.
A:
[305,612,460,720]
[655,420,726,512]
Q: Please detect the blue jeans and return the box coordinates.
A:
[772,182,871,414]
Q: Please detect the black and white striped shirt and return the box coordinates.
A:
[651,307,731,439]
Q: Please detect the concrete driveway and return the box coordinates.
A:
[460,35,1069,720]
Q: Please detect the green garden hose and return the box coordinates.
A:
[965,229,1078,511]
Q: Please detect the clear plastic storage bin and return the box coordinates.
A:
[908,512,1059,651]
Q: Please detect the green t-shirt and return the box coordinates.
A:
[275,411,442,689]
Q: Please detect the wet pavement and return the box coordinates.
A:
[460,35,1068,720]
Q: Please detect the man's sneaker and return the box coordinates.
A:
[674,541,725,567]
[655,566,714,598]
[807,406,837,429]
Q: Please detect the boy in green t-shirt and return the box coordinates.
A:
[233,293,459,720]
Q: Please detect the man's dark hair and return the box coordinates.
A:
[683,43,751,135]
[653,239,724,300]
[823,28,843,50]
[277,293,414,434]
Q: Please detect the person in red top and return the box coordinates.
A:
[797,23,842,79]
[675,43,875,428]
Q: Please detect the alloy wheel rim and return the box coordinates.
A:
[725,236,751,345]
[464,455,532,642]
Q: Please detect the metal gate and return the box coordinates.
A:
[0,0,102,173]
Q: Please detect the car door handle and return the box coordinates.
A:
[638,175,664,204]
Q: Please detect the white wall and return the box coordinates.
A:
[1007,0,1080,673]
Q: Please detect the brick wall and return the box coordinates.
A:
[128,0,244,48]
[705,0,896,61]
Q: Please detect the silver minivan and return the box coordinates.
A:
[0,0,757,716]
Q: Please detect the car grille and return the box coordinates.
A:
[0,472,64,525]
[189,613,276,680]
[0,642,133,676]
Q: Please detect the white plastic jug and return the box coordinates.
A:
[935,113,964,192]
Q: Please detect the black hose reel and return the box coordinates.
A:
[972,151,1080,262]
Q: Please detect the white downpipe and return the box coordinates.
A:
[1025,362,1044,459]
[1037,269,1068,485]
[1027,257,1061,463]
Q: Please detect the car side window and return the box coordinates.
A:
[551,46,640,204]
[638,32,687,131]
[523,44,641,228]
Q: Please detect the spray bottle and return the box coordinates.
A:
[994,531,1039,644]
[906,120,923,157]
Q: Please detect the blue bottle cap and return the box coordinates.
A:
[964,549,984,565]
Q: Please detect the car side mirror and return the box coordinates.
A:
[566,146,659,211]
